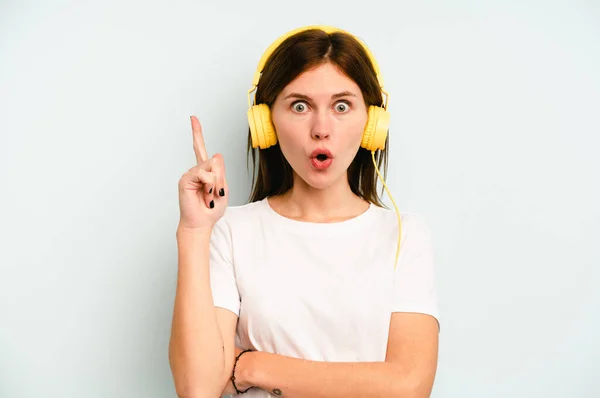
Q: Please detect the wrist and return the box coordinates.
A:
[176,224,212,239]
[232,349,258,392]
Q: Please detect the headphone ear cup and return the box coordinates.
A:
[361,105,390,151]
[248,104,277,149]
[259,104,277,148]
[248,105,260,148]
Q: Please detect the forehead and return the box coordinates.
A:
[280,62,361,97]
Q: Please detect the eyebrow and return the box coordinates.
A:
[282,91,357,101]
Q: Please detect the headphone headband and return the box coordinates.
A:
[251,25,385,90]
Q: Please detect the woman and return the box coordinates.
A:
[169,26,440,398]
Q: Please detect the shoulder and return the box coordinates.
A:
[211,199,268,235]
[368,205,433,245]
[222,199,265,221]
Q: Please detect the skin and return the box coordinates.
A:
[268,61,371,223]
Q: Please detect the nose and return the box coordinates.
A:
[311,130,330,140]
[310,111,331,141]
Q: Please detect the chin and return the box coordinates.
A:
[300,168,343,191]
[306,179,333,190]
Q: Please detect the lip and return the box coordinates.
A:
[310,148,333,159]
[311,157,333,170]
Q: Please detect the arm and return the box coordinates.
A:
[232,312,439,398]
[168,227,237,398]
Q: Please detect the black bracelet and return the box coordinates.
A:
[231,348,254,394]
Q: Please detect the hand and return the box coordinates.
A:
[177,116,228,231]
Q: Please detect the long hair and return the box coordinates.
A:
[247,29,389,207]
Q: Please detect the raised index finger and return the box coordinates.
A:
[190,115,209,164]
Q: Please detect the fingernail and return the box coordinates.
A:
[209,200,214,209]
[219,188,225,197]
[209,188,213,194]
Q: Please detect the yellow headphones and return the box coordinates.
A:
[247,25,402,270]
[247,25,390,152]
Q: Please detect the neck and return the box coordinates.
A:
[269,173,370,223]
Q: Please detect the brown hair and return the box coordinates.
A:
[247,28,389,207]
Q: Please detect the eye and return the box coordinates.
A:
[291,101,309,113]
[334,101,351,113]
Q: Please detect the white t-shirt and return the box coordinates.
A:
[209,197,439,397]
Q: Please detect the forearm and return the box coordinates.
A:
[239,351,419,398]
[169,227,226,398]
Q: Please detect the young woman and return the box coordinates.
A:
[169,26,440,398]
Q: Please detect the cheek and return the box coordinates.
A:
[345,114,368,147]
[272,113,305,157]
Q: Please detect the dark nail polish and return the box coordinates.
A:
[209,188,213,194]
[219,188,225,197]
[209,200,214,209]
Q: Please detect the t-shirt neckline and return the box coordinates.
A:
[259,197,376,233]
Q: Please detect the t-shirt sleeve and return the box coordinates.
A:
[391,213,440,326]
[209,218,241,317]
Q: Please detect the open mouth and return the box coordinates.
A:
[310,150,333,170]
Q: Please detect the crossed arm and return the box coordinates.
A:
[220,312,439,398]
